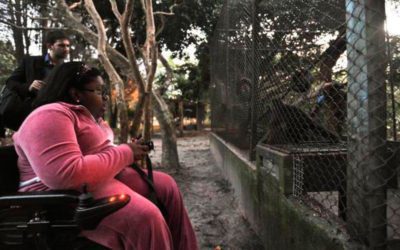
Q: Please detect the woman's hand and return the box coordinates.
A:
[127,139,150,161]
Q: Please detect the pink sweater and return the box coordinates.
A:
[13,102,134,192]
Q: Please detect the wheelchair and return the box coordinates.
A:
[0,145,130,249]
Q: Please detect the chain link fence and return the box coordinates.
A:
[211,0,400,248]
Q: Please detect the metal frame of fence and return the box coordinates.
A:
[211,0,400,248]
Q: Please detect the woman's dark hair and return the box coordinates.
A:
[33,62,102,108]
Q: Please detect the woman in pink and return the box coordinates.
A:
[13,62,198,250]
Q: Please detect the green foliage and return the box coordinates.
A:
[0,41,16,85]
[387,35,400,140]
[155,43,210,104]
[174,63,200,102]
[156,0,224,55]
[255,0,346,72]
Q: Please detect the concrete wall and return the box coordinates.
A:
[210,133,357,250]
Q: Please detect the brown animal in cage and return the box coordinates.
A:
[259,99,340,145]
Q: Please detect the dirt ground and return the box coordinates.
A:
[150,131,264,250]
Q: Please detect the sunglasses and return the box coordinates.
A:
[75,64,109,98]
[79,88,109,98]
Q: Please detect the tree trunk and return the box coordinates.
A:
[142,0,158,142]
[39,4,49,56]
[196,101,205,130]
[177,98,184,136]
[8,0,24,62]
[130,94,146,137]
[118,100,129,143]
[110,0,147,138]
[152,90,180,169]
[110,95,118,129]
[319,30,346,82]
[22,6,30,55]
[143,94,152,140]
[157,53,181,167]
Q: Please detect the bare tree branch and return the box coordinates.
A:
[154,3,182,39]
[110,0,148,138]
[84,0,123,91]
[158,53,174,86]
[154,11,174,16]
[140,0,158,140]
[154,3,179,16]
[140,0,146,11]
[111,0,146,93]
[143,0,158,90]
[84,0,130,141]
[30,16,58,21]
[68,1,83,10]
[155,14,166,38]
[54,0,131,77]
[109,0,121,20]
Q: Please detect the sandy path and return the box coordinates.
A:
[150,131,264,250]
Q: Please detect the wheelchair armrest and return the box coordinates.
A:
[0,189,130,248]
[75,193,130,230]
[0,190,79,207]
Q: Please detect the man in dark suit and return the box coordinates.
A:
[2,31,70,131]
[7,30,70,100]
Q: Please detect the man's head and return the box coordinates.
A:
[45,31,70,62]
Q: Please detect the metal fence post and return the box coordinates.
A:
[223,0,230,140]
[346,0,387,248]
[249,0,260,161]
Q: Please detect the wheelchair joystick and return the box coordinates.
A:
[77,183,94,208]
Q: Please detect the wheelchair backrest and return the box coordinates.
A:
[0,145,20,194]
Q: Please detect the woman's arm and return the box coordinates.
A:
[17,108,134,190]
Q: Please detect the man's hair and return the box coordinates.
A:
[45,30,70,45]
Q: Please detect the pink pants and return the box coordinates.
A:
[82,168,198,250]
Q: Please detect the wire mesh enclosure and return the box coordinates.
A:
[211,0,400,248]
